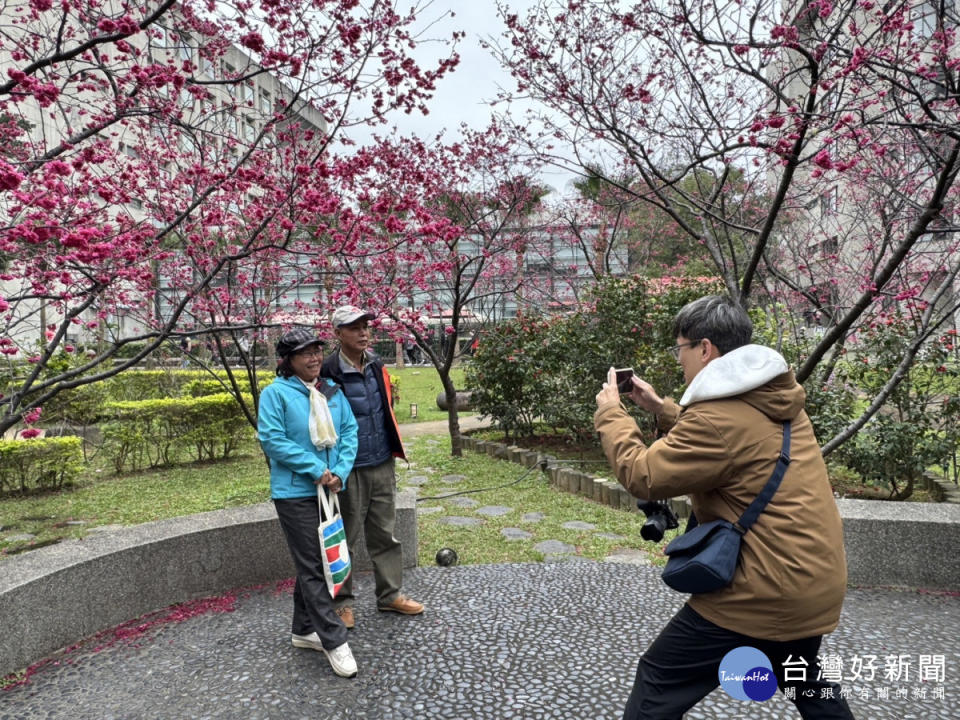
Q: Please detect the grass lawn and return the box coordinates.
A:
[0,363,472,557]
[1,426,666,565]
[403,434,671,567]
[387,365,467,424]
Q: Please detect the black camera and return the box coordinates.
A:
[637,500,679,542]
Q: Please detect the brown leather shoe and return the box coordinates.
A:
[336,606,355,629]
[377,594,424,615]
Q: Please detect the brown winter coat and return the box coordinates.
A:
[594,371,847,641]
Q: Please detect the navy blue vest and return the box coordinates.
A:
[340,363,392,468]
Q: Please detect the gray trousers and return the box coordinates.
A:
[273,496,349,650]
[337,458,404,606]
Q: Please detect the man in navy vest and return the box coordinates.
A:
[320,305,424,628]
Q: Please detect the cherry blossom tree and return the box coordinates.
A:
[493,0,960,452]
[318,125,547,455]
[0,0,460,435]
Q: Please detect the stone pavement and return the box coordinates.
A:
[399,414,491,438]
[2,561,957,720]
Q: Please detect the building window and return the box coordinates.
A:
[260,89,272,114]
[820,187,838,217]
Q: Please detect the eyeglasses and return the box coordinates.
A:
[295,347,323,359]
[668,340,701,359]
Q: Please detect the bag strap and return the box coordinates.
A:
[317,484,339,521]
[733,420,791,534]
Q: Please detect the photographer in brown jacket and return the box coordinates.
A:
[595,295,854,720]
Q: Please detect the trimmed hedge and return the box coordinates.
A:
[101,393,255,472]
[0,436,84,494]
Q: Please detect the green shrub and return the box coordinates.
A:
[101,369,197,401]
[830,316,960,499]
[101,369,270,402]
[182,377,254,397]
[101,393,254,472]
[0,436,84,494]
[467,276,722,440]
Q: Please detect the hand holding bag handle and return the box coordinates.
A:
[317,484,352,598]
[661,421,791,594]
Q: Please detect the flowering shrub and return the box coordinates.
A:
[467,276,721,439]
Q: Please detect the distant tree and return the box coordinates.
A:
[324,125,547,455]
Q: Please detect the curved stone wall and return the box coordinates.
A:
[0,492,417,677]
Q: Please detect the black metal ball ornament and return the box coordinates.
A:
[435,547,459,566]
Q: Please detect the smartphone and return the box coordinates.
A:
[614,367,635,395]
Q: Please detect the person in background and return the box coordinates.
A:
[258,329,359,678]
[403,338,422,366]
[594,295,853,720]
[321,305,424,629]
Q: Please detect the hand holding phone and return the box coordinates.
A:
[614,367,635,395]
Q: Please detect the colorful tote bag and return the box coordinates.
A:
[317,486,351,598]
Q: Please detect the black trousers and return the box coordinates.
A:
[273,496,348,651]
[624,604,855,720]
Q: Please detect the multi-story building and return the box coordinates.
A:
[0,7,326,350]
[768,0,959,331]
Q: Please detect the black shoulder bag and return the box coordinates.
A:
[660,420,791,594]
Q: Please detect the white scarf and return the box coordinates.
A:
[302,379,339,449]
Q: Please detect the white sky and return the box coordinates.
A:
[341,0,578,194]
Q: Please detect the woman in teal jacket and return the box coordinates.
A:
[257,329,359,678]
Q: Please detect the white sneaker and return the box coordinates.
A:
[322,642,358,678]
[291,633,358,678]
[291,631,324,652]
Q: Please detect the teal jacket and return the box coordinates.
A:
[257,376,358,499]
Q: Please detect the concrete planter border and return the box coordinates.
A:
[0,490,417,677]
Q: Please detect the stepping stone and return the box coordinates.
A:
[418,506,444,515]
[475,505,512,517]
[501,528,533,541]
[448,496,479,508]
[404,475,430,486]
[3,533,36,543]
[603,548,652,566]
[534,539,576,555]
[437,516,482,527]
[595,532,626,540]
[562,521,596,531]
[521,512,546,523]
[439,474,466,484]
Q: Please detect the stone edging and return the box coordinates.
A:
[459,436,691,519]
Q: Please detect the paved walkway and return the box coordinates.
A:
[398,414,491,438]
[2,561,957,719]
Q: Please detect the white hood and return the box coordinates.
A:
[679,344,789,407]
